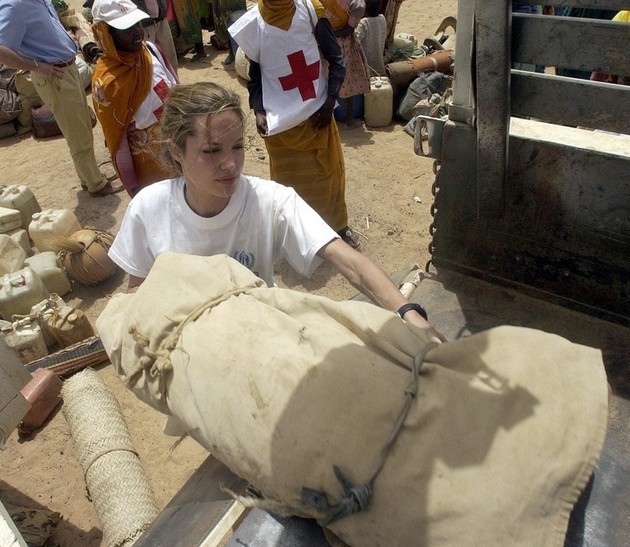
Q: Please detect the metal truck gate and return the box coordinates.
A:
[418,0,630,324]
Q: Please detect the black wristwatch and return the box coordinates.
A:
[396,302,428,321]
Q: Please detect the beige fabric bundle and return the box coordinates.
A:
[96,253,608,547]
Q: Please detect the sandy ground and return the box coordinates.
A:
[0,1,458,545]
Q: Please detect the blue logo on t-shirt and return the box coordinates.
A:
[234,251,255,270]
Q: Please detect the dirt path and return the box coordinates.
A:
[0,1,457,544]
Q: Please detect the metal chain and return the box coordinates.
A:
[425,159,441,272]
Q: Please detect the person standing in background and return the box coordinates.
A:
[355,0,386,76]
[91,0,178,197]
[170,0,206,60]
[0,0,123,196]
[379,0,406,44]
[209,0,247,65]
[230,0,361,248]
[321,0,370,127]
[133,0,179,73]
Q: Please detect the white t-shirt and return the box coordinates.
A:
[109,175,338,286]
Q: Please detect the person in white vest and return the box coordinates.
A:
[229,0,361,248]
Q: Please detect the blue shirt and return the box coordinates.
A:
[0,0,77,63]
[512,2,539,15]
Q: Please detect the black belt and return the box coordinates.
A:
[52,58,75,68]
[142,17,164,27]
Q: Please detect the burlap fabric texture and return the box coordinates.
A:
[96,252,608,547]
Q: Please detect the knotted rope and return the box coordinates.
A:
[302,341,438,525]
[120,287,252,399]
[230,340,438,525]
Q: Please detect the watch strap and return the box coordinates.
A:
[396,302,428,321]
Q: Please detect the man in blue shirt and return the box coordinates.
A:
[0,0,123,196]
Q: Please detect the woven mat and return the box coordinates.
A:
[25,336,109,378]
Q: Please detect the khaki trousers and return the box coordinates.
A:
[31,63,106,193]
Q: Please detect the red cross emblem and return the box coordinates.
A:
[278,51,320,101]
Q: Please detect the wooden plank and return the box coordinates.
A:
[200,502,246,547]
[475,0,510,219]
[511,71,630,133]
[0,499,28,547]
[512,15,630,75]
[134,455,247,547]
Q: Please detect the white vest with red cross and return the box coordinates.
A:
[229,1,328,136]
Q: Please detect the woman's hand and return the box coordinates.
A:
[318,239,448,343]
[255,110,268,137]
[92,80,106,104]
[399,309,448,343]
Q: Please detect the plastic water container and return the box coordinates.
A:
[334,95,364,123]
[364,76,393,127]
[18,368,62,437]
[50,305,94,347]
[0,234,26,275]
[0,184,42,229]
[0,267,49,320]
[28,209,82,252]
[0,316,48,364]
[24,251,72,296]
[31,293,66,347]
[7,227,33,256]
[0,206,23,234]
[393,32,417,47]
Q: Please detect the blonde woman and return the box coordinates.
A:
[109,81,445,341]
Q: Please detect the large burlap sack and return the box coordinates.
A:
[97,253,608,547]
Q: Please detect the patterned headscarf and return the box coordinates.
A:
[91,22,153,169]
[320,0,350,28]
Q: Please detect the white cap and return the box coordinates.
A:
[92,0,150,30]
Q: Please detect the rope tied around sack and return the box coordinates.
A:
[123,287,252,396]
[302,341,438,526]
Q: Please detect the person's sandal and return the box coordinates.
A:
[81,171,119,190]
[89,181,125,197]
[338,226,361,249]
